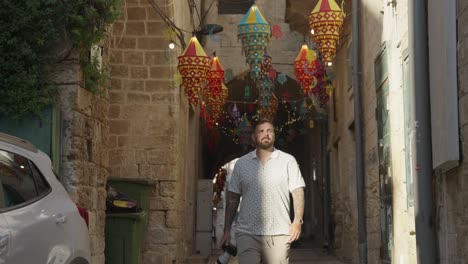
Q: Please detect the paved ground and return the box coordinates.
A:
[207,247,347,264]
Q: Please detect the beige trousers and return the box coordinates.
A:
[236,232,290,264]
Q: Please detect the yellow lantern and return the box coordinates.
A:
[309,0,344,64]
[177,36,210,106]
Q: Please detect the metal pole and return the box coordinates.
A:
[408,1,437,263]
[352,0,367,263]
[321,118,332,253]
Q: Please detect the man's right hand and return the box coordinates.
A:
[219,229,231,248]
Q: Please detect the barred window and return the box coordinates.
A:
[218,0,254,14]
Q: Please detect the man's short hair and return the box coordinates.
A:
[253,118,275,130]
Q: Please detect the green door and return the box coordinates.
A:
[375,44,393,263]
[0,106,60,170]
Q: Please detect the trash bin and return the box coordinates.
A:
[105,178,153,264]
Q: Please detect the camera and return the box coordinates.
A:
[222,243,237,256]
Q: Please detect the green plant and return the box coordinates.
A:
[0,0,121,120]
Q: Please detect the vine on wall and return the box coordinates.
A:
[0,0,121,119]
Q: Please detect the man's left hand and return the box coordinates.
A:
[289,219,302,242]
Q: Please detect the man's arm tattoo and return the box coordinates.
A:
[292,187,305,220]
[224,191,241,231]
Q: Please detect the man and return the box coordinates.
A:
[213,158,239,264]
[220,118,305,264]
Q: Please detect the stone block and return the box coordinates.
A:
[160,181,176,197]
[91,254,105,264]
[109,120,130,135]
[146,227,178,244]
[125,21,146,36]
[112,22,125,36]
[127,92,151,104]
[151,93,175,104]
[145,51,169,65]
[109,50,123,64]
[110,65,129,78]
[112,37,137,49]
[458,1,468,18]
[137,37,166,50]
[110,78,122,90]
[142,165,177,181]
[130,66,149,79]
[120,164,140,178]
[123,79,145,91]
[149,66,174,78]
[147,21,166,35]
[108,105,120,119]
[166,210,182,228]
[147,6,170,20]
[148,149,176,165]
[135,149,148,164]
[145,80,173,92]
[109,91,126,104]
[150,196,177,210]
[127,7,147,20]
[149,211,166,228]
[76,186,94,209]
[123,51,144,65]
[109,166,121,178]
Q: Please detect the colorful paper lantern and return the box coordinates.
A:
[257,93,278,121]
[258,50,274,106]
[238,3,271,77]
[206,54,225,96]
[294,44,319,96]
[204,83,229,124]
[177,36,210,106]
[309,0,344,64]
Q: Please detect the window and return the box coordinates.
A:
[0,150,51,209]
[218,0,254,15]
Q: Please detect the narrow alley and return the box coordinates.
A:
[1,0,467,264]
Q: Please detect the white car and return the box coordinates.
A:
[0,132,90,264]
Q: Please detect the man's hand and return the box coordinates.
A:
[289,219,302,242]
[219,229,231,248]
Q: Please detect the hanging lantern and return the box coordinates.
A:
[238,3,271,77]
[205,83,229,124]
[257,93,278,121]
[258,50,273,106]
[206,54,225,96]
[294,44,319,96]
[309,0,344,64]
[177,36,211,106]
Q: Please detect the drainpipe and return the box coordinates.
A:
[408,1,437,263]
[351,0,367,263]
[321,118,332,253]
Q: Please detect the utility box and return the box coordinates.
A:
[195,179,213,256]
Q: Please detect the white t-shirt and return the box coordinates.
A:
[228,149,305,236]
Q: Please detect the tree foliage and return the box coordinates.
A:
[0,0,121,119]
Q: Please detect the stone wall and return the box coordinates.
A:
[107,0,197,263]
[330,0,418,262]
[55,49,110,264]
[435,1,468,263]
[327,15,359,262]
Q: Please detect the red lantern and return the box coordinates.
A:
[294,44,319,96]
[206,54,225,96]
[177,36,210,106]
[309,0,344,64]
[204,84,228,124]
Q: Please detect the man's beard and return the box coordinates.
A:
[257,138,274,149]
